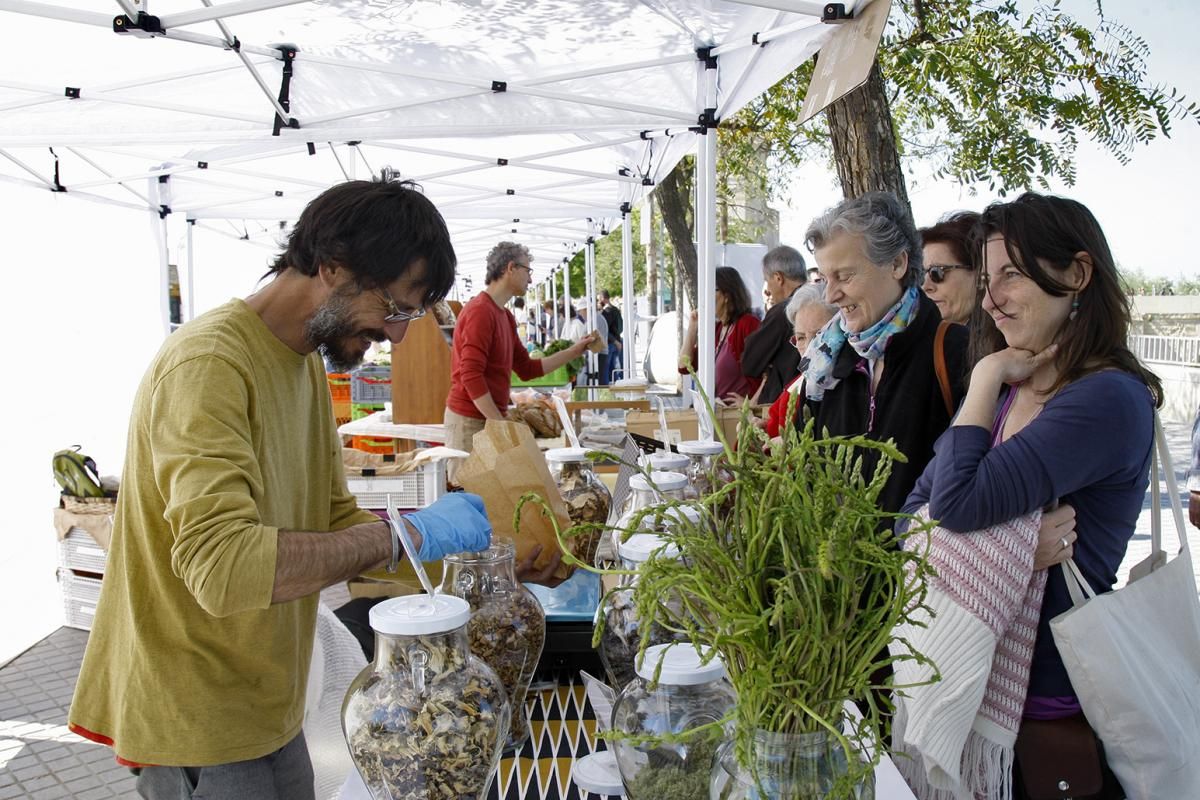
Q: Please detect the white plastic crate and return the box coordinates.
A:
[59,568,103,631]
[350,366,392,403]
[59,528,108,573]
[346,459,446,509]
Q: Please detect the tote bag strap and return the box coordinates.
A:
[1061,410,1189,608]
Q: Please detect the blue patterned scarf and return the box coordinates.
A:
[804,284,921,402]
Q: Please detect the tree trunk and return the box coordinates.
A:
[656,161,698,309]
[825,61,911,216]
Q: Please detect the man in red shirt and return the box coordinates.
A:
[445,241,594,480]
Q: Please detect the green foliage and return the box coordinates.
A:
[541,339,584,378]
[1119,267,1200,296]
[553,208,647,300]
[721,0,1200,197]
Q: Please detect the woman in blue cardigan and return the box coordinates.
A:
[903,192,1162,800]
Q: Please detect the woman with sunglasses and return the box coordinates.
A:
[920,211,981,325]
[899,193,1160,799]
[763,283,836,438]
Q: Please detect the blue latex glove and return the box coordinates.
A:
[404,492,492,562]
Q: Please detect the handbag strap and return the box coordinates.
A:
[1060,410,1188,608]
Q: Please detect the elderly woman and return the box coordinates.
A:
[763,283,836,438]
[919,210,980,326]
[679,266,761,403]
[900,193,1159,799]
[803,192,969,517]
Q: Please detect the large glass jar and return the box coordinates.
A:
[598,532,683,691]
[546,446,612,564]
[341,594,509,800]
[611,644,736,800]
[442,540,546,752]
[615,470,688,528]
[710,727,876,800]
[677,440,728,500]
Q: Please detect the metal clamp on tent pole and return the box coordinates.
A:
[822,3,853,23]
[113,12,165,38]
[272,46,301,136]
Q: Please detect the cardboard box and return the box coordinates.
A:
[624,406,760,446]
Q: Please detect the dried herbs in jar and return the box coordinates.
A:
[546,447,611,564]
[442,539,547,752]
[342,595,509,800]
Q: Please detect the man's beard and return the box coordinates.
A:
[305,289,383,372]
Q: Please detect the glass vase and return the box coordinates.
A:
[709,728,875,800]
[441,539,546,752]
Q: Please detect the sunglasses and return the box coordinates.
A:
[378,287,427,324]
[925,264,973,284]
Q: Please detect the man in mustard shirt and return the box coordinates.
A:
[69,177,492,800]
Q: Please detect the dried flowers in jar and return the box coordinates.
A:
[341,594,509,800]
[546,447,611,564]
[442,539,546,752]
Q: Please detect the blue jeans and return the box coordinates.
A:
[606,344,623,382]
[134,732,315,800]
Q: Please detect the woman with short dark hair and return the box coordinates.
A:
[920,210,981,325]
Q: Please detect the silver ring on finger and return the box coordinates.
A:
[1059,536,1070,550]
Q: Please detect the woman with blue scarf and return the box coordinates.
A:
[802,191,970,519]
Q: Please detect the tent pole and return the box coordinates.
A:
[621,209,635,379]
[696,62,718,407]
[186,218,196,322]
[551,269,559,340]
[563,258,571,331]
[586,234,597,383]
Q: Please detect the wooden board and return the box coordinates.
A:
[390,309,454,424]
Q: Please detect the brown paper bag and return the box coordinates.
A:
[457,420,575,581]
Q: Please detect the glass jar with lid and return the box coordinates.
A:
[676,440,728,500]
[610,643,736,800]
[441,539,546,752]
[545,446,611,564]
[605,470,689,567]
[597,531,683,691]
[341,594,510,800]
[644,450,690,476]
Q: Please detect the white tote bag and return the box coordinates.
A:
[1050,413,1200,799]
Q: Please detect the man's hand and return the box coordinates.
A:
[515,544,566,588]
[1034,503,1077,571]
[572,331,599,355]
[1190,492,1200,528]
[404,492,492,562]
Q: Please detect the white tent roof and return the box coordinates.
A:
[0,0,864,282]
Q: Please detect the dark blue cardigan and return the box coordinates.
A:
[902,370,1155,698]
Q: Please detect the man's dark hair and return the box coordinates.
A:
[513,296,525,309]
[267,173,456,307]
[598,289,611,301]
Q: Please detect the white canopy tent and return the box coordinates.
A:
[0,0,872,400]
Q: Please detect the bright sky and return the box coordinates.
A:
[779,0,1200,281]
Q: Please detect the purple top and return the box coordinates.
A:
[903,370,1154,702]
[990,387,1082,719]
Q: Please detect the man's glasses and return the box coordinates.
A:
[512,262,533,275]
[378,288,426,324]
[925,264,973,284]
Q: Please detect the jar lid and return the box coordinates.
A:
[629,470,687,493]
[664,505,703,528]
[618,532,681,562]
[369,594,470,635]
[636,643,725,685]
[571,751,624,795]
[545,446,591,464]
[646,451,689,472]
[677,439,725,456]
